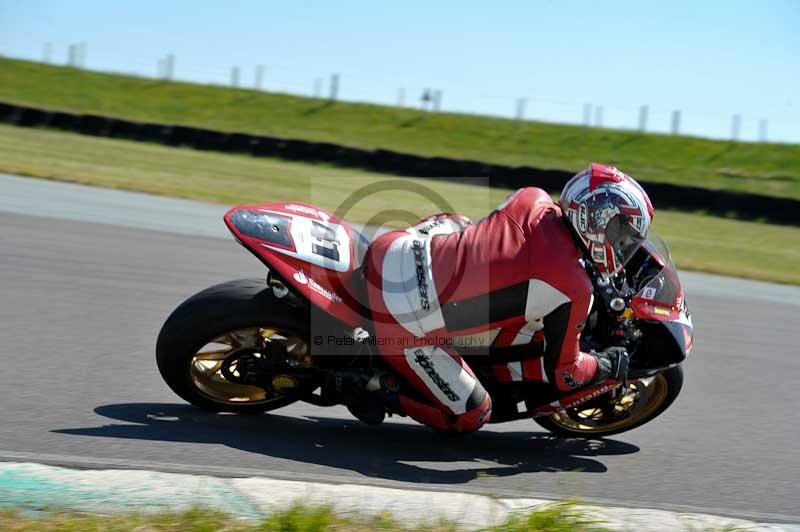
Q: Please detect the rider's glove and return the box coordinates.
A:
[593,346,630,384]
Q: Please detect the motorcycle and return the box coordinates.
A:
[157,201,693,437]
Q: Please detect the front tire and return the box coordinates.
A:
[533,365,683,438]
[156,278,308,414]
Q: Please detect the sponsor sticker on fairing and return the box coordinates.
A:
[309,278,342,303]
[292,270,342,303]
[284,203,330,221]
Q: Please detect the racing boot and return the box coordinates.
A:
[590,346,630,385]
[326,369,401,425]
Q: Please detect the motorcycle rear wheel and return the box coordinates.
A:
[533,365,683,438]
[156,278,308,414]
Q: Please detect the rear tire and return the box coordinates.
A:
[533,365,683,438]
[156,278,307,414]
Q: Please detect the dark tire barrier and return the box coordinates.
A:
[14,107,49,127]
[135,122,171,144]
[2,102,798,225]
[79,115,110,136]
[47,111,80,131]
[0,102,16,121]
[107,118,140,140]
[165,125,199,147]
[194,129,228,151]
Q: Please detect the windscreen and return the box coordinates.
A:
[632,234,683,309]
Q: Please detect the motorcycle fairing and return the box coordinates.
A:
[225,202,367,327]
[629,235,694,358]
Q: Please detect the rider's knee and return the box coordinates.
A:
[452,384,492,432]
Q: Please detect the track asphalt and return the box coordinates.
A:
[0,174,798,523]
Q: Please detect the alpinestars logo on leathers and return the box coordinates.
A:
[412,239,431,311]
[413,349,460,402]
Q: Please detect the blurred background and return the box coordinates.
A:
[1,0,799,141]
[1,0,799,283]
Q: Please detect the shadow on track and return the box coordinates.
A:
[54,403,639,484]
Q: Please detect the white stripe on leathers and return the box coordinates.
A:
[381,219,462,338]
[405,345,477,414]
[524,280,570,321]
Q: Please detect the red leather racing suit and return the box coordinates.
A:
[364,187,598,432]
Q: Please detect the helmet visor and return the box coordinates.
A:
[605,214,646,270]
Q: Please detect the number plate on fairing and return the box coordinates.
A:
[259,210,352,273]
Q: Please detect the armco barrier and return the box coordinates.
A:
[2,102,797,225]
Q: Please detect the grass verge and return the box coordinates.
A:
[0,503,611,532]
[2,57,799,200]
[1,124,798,284]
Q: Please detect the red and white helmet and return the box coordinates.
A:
[559,163,654,277]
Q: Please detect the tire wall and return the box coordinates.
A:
[2,102,796,225]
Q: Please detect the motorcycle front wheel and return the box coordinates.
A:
[156,278,308,414]
[532,365,683,438]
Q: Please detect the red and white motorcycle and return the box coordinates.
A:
[157,201,693,437]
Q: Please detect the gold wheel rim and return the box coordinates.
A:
[189,326,308,405]
[547,374,670,434]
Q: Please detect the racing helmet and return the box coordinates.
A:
[559,163,654,277]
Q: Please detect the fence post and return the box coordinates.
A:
[516,98,527,121]
[165,54,175,80]
[433,90,442,111]
[314,78,323,97]
[231,67,240,87]
[78,42,87,68]
[759,119,768,142]
[638,105,648,132]
[731,114,741,141]
[583,103,592,126]
[670,110,681,135]
[43,42,52,63]
[594,105,604,127]
[329,73,339,100]
[67,44,77,67]
[254,65,264,90]
[397,88,406,107]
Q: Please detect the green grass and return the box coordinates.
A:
[2,57,799,200]
[1,124,799,284]
[0,503,612,531]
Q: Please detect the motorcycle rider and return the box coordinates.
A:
[363,163,654,432]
